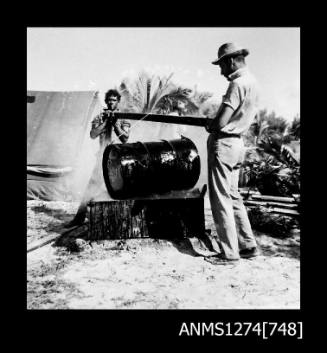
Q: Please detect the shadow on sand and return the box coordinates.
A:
[30,203,300,261]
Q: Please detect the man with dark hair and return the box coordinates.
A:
[104,89,121,105]
[90,89,129,143]
[204,43,260,264]
[66,89,131,227]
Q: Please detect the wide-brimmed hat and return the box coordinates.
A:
[212,42,249,65]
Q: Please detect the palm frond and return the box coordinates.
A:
[280,145,300,166]
[118,70,207,115]
[148,75,176,111]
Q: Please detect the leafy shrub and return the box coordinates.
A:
[242,115,300,197]
[248,206,299,238]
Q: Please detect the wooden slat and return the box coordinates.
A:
[250,195,298,203]
[27,224,87,253]
[239,190,260,196]
[246,205,300,216]
[114,112,207,127]
[244,200,298,209]
[269,207,300,216]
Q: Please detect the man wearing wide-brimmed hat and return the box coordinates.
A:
[205,42,260,265]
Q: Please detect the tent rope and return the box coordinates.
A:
[109,110,155,146]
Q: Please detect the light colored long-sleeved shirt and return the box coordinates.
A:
[91,110,131,149]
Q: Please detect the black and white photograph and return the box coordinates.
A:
[27,27,300,312]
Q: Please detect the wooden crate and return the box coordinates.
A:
[87,187,206,240]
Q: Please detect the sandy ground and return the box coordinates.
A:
[27,199,300,309]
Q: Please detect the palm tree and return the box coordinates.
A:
[286,115,300,140]
[189,86,214,116]
[242,110,300,196]
[282,115,300,165]
[117,71,198,114]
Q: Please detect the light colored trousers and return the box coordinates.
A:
[207,133,257,260]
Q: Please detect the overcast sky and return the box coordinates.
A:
[27,27,300,121]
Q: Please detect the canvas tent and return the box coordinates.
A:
[27,91,102,201]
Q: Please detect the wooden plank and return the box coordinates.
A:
[250,195,298,203]
[27,225,87,253]
[270,208,299,216]
[246,205,299,216]
[27,234,62,253]
[113,112,207,127]
[244,200,298,209]
[239,190,260,196]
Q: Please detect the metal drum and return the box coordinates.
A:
[102,136,201,199]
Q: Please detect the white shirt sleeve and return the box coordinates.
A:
[222,81,241,111]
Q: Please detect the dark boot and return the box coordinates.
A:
[239,247,260,258]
